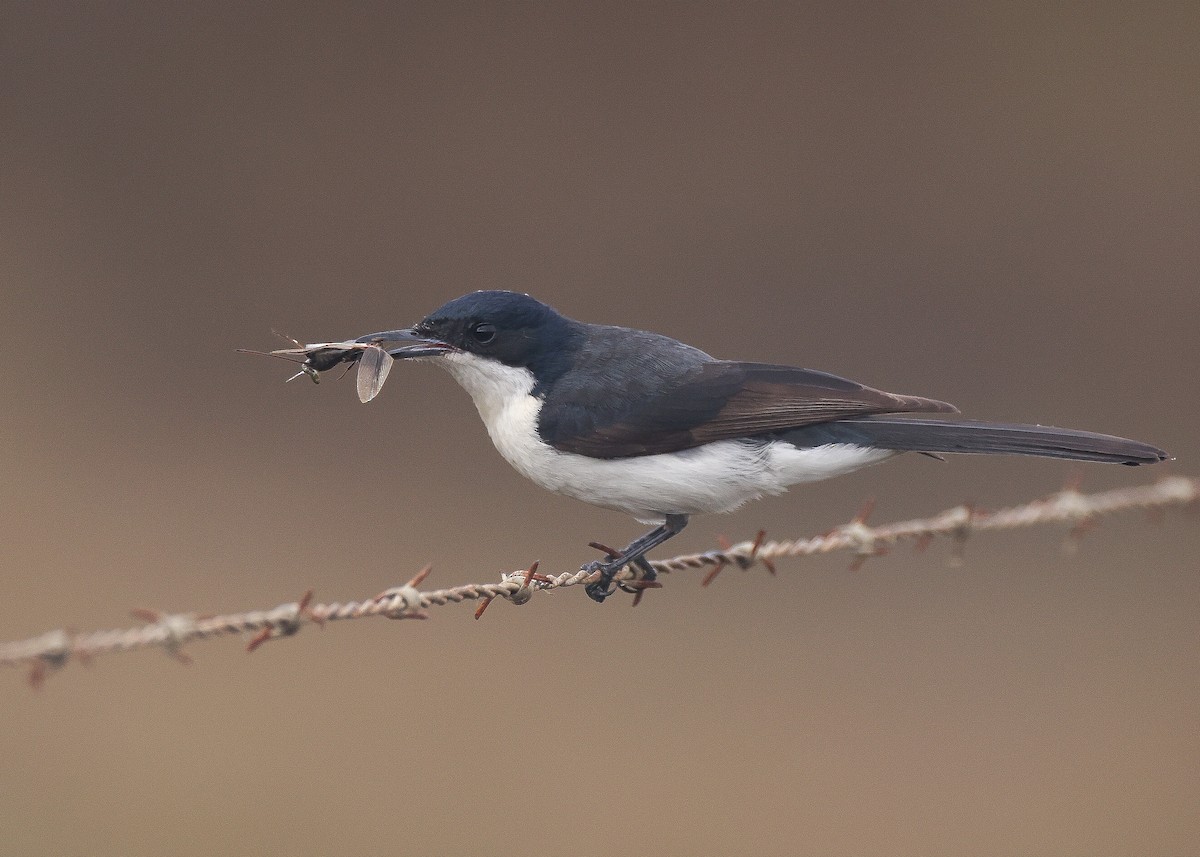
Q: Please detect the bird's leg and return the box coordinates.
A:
[584,514,688,603]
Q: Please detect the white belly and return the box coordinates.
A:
[439,352,895,523]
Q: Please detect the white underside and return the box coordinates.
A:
[438,352,896,524]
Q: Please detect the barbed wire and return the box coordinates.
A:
[3,475,1196,686]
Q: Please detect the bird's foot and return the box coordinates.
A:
[581,516,684,604]
[583,549,658,603]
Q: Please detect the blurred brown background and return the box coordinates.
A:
[1,3,1196,855]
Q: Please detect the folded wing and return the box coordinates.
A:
[543,361,958,458]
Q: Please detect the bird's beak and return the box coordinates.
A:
[354,328,454,359]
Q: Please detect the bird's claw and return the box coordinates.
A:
[582,557,623,603]
[581,555,658,603]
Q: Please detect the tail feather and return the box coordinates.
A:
[780,417,1168,466]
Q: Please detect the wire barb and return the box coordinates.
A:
[130,609,197,664]
[2,476,1195,682]
[246,590,317,652]
[374,568,433,621]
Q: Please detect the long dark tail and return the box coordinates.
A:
[780,417,1168,466]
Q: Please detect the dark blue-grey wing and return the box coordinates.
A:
[541,360,958,459]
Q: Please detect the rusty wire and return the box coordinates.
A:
[3,475,1196,686]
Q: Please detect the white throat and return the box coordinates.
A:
[437,351,538,427]
[435,352,553,491]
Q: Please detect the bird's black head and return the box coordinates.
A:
[357,291,583,383]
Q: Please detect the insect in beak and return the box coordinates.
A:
[238,338,397,403]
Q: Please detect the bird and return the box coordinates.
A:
[345,290,1167,602]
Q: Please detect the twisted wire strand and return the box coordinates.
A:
[3,476,1195,682]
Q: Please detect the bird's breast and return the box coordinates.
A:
[438,354,563,489]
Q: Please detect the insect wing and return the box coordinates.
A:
[356,345,393,403]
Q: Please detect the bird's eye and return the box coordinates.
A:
[471,322,497,344]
